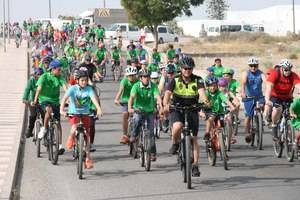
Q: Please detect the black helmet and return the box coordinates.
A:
[138,68,150,77]
[74,70,88,80]
[180,55,195,69]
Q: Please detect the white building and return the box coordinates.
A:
[178,5,300,37]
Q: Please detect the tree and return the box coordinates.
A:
[206,0,229,20]
[165,20,184,35]
[121,0,204,48]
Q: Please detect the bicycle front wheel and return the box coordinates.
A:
[51,124,60,165]
[34,120,42,157]
[273,125,284,158]
[185,135,192,189]
[78,132,84,179]
[285,121,295,162]
[256,113,264,150]
[219,129,228,170]
[144,132,151,171]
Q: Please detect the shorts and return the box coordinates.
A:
[243,97,265,117]
[40,102,60,121]
[170,111,199,136]
[270,96,293,106]
[120,102,128,113]
[68,115,91,136]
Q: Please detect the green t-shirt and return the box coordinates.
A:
[22,77,37,102]
[130,81,159,113]
[64,46,78,58]
[120,77,138,103]
[127,49,137,61]
[152,52,161,63]
[206,90,227,113]
[213,66,225,78]
[95,28,105,38]
[228,79,239,95]
[36,72,65,104]
[148,63,159,73]
[167,49,176,60]
[94,48,107,62]
[290,98,300,129]
[111,49,121,61]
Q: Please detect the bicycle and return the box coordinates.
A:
[33,106,43,158]
[205,110,229,171]
[95,61,106,81]
[69,114,90,179]
[129,110,152,171]
[154,108,162,139]
[243,96,264,150]
[273,102,294,159]
[170,103,202,189]
[111,60,122,82]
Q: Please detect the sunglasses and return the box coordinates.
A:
[284,69,291,72]
[249,64,258,68]
[183,68,192,71]
[141,75,150,78]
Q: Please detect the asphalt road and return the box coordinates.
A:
[19,72,300,200]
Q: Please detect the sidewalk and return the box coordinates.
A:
[0,42,28,199]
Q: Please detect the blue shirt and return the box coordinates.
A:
[245,69,263,97]
[65,85,95,114]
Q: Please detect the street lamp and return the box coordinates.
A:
[7,0,10,44]
[292,0,295,34]
[49,0,52,18]
[2,0,6,52]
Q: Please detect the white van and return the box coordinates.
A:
[207,21,253,36]
[106,23,179,43]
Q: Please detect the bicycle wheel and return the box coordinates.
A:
[78,132,84,179]
[207,134,217,166]
[224,122,231,152]
[232,114,239,137]
[154,116,161,139]
[50,124,60,165]
[219,129,228,170]
[47,131,53,161]
[273,125,284,158]
[250,117,256,147]
[285,121,295,162]
[139,132,145,167]
[144,132,151,171]
[180,138,187,183]
[256,113,264,150]
[185,135,192,189]
[34,120,42,158]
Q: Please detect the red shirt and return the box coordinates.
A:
[267,68,300,100]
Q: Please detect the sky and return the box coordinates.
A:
[0,0,299,22]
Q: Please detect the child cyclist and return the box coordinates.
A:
[60,70,103,169]
[290,97,300,152]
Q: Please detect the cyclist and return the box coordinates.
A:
[128,68,163,161]
[64,40,78,61]
[211,58,224,78]
[140,60,148,71]
[78,54,102,84]
[60,70,103,169]
[126,45,138,65]
[13,23,22,45]
[33,60,67,155]
[151,48,161,64]
[148,59,159,73]
[240,57,265,143]
[290,97,300,148]
[136,44,148,63]
[93,42,108,74]
[22,67,44,138]
[150,72,160,85]
[265,59,300,141]
[205,66,215,81]
[111,45,121,72]
[166,44,176,62]
[95,24,105,43]
[114,66,138,144]
[163,56,207,177]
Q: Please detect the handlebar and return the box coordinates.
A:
[169,103,203,112]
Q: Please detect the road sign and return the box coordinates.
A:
[95,8,110,17]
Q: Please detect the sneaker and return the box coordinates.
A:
[151,154,157,162]
[38,127,47,139]
[120,135,129,144]
[169,143,179,155]
[58,148,65,155]
[66,135,75,150]
[84,159,94,169]
[25,128,33,138]
[90,144,96,152]
[192,165,201,177]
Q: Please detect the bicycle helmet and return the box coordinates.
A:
[139,68,150,77]
[223,68,234,75]
[49,59,61,69]
[279,59,293,70]
[33,67,44,75]
[166,63,176,73]
[74,70,88,80]
[218,77,229,87]
[140,60,148,65]
[150,72,159,79]
[180,56,195,69]
[206,76,218,86]
[247,57,259,65]
[125,66,137,76]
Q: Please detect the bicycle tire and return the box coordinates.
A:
[144,132,151,171]
[250,117,256,147]
[78,132,84,179]
[219,129,228,170]
[232,114,239,136]
[34,120,41,157]
[139,132,145,167]
[225,123,231,152]
[273,125,284,158]
[207,134,217,166]
[51,124,60,165]
[185,135,192,189]
[285,121,295,162]
[257,113,264,150]
[180,139,187,183]
[47,130,53,161]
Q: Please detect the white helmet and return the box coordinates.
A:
[150,72,159,79]
[125,66,137,76]
[247,57,259,65]
[279,59,293,70]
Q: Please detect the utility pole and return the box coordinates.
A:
[49,0,52,18]
[3,0,6,52]
[7,0,10,44]
[103,0,106,8]
[292,0,295,34]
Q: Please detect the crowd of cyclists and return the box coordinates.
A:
[20,19,300,178]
